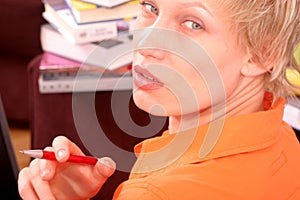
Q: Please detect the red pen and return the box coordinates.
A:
[20,150,98,165]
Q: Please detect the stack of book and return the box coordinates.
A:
[39,0,138,93]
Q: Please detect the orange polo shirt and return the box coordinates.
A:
[113,97,300,200]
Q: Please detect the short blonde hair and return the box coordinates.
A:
[223,0,300,100]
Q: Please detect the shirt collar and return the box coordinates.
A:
[131,95,285,176]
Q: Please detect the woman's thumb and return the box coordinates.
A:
[96,157,116,178]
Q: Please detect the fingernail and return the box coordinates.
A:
[57,149,66,160]
[42,169,50,177]
[99,157,116,177]
[99,157,116,170]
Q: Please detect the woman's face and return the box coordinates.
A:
[132,0,250,117]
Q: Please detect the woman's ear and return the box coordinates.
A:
[241,54,274,77]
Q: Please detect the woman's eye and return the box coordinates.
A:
[182,21,203,30]
[141,2,159,15]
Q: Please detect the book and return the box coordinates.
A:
[43,0,135,44]
[283,96,300,131]
[82,0,131,8]
[39,51,132,93]
[65,0,140,24]
[40,52,131,74]
[40,23,134,71]
[40,52,85,72]
[38,71,133,93]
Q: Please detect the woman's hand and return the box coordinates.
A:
[18,136,116,200]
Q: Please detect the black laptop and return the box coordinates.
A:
[0,97,21,199]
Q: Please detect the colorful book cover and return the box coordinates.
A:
[81,0,131,8]
[40,52,110,73]
[43,0,127,44]
[40,52,83,71]
[65,0,139,24]
[40,24,133,71]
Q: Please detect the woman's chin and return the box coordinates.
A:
[132,96,168,117]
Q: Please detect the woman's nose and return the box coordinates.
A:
[134,23,172,60]
[136,47,166,60]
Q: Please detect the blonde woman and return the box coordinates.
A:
[18,0,300,199]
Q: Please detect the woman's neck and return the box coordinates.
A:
[168,76,266,134]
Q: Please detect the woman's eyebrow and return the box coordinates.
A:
[176,1,213,16]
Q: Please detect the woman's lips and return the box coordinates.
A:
[133,65,163,90]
